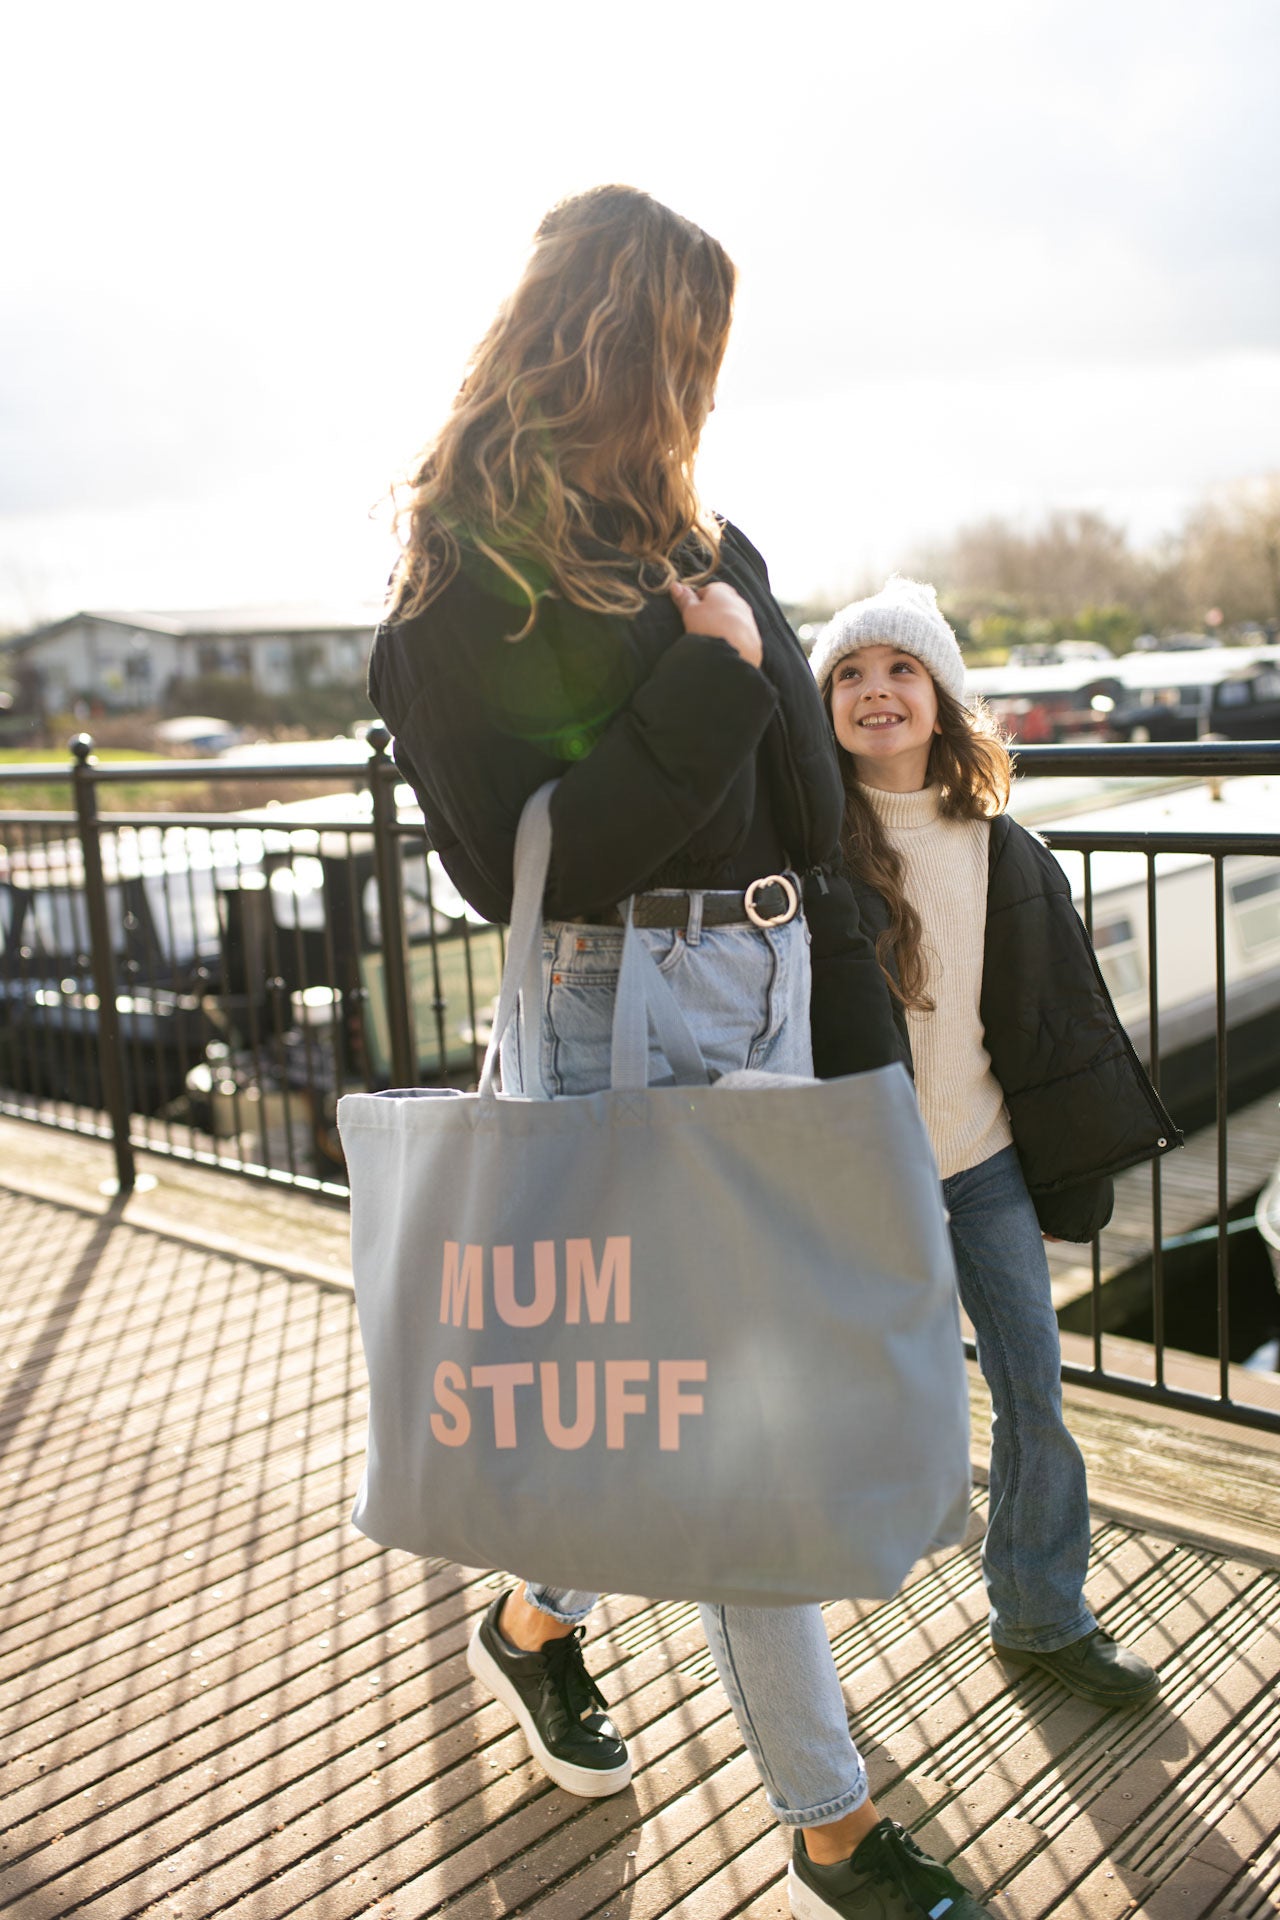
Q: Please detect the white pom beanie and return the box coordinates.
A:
[809,576,966,704]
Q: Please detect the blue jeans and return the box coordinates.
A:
[501,909,869,1826]
[942,1144,1096,1652]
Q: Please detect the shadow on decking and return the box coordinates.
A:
[0,1183,1277,1920]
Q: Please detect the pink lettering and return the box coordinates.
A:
[658,1360,708,1451]
[493,1241,557,1327]
[539,1361,596,1449]
[440,1241,483,1329]
[566,1237,631,1325]
[430,1361,471,1446]
[605,1360,649,1448]
[471,1363,535,1448]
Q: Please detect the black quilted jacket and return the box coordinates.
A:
[812,811,1182,1240]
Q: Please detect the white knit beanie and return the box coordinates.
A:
[809,576,966,704]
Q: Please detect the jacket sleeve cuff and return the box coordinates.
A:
[805,870,910,1078]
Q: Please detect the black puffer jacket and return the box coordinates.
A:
[368,521,848,925]
[813,812,1182,1241]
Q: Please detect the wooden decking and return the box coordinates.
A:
[1,1130,1279,1919]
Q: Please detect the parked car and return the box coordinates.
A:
[1206,661,1280,740]
[964,660,1123,743]
[1109,655,1280,742]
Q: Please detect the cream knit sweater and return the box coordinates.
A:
[861,783,1013,1179]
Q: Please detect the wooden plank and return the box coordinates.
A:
[2,1181,1280,1920]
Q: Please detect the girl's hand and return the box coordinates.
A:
[670,580,763,669]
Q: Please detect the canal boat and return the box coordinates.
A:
[1012,771,1280,1129]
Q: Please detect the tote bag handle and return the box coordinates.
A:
[477,782,712,1100]
[610,900,711,1089]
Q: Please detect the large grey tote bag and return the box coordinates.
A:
[338,783,970,1606]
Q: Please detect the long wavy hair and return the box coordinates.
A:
[389,185,736,632]
[826,681,1012,1010]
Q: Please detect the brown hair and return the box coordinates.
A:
[389,185,736,632]
[826,682,1012,1009]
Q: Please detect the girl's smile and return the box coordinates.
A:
[829,644,941,792]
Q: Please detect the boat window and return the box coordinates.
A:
[1091,914,1146,1002]
[142,869,224,962]
[1216,681,1251,707]
[26,885,126,958]
[1229,868,1280,955]
[363,851,476,947]
[268,857,327,931]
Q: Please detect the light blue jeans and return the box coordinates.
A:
[942,1144,1097,1652]
[500,906,869,1826]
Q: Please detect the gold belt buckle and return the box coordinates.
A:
[743,872,799,928]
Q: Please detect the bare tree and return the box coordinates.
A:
[924,510,1145,622]
[1180,477,1280,628]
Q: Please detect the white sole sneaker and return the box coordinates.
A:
[466,1615,634,1798]
[788,1862,831,1919]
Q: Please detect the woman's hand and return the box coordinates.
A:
[669,580,763,669]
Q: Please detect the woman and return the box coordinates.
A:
[368,186,991,1920]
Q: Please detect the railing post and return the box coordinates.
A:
[70,734,135,1195]
[366,724,417,1088]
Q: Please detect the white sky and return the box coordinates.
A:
[2,0,1277,626]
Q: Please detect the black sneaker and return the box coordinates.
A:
[789,1820,993,1919]
[466,1590,632,1797]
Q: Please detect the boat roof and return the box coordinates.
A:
[1011,774,1280,899]
[965,659,1122,696]
[964,644,1279,701]
[1108,647,1279,693]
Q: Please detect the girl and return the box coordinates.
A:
[369,194,991,1920]
[810,576,1180,1710]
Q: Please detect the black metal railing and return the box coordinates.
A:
[2,734,1278,1431]
[0,727,503,1198]
[1011,741,1280,1433]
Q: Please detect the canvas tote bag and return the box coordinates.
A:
[338,782,971,1606]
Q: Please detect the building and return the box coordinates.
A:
[0,605,380,713]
